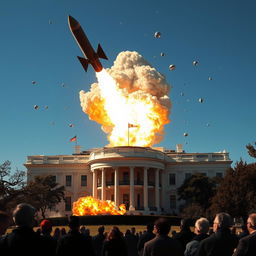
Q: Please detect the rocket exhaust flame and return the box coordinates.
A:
[73,196,126,216]
[80,51,171,147]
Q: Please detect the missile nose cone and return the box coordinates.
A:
[68,15,80,31]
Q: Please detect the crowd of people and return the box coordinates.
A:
[0,203,256,256]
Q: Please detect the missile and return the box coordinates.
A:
[68,15,108,73]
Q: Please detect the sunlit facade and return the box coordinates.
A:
[24,145,232,217]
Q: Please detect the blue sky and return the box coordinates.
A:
[0,0,255,171]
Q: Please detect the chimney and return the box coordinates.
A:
[176,144,183,153]
[74,145,81,154]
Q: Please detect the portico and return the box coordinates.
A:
[91,166,163,213]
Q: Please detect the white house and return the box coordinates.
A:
[24,144,232,217]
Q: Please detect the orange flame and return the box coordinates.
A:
[72,196,126,216]
[80,68,170,147]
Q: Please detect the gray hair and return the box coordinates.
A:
[13,203,36,227]
[195,217,209,234]
[215,212,232,229]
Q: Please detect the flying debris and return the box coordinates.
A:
[206,123,210,127]
[34,105,39,110]
[180,92,184,96]
[183,132,188,137]
[160,52,165,57]
[198,98,204,103]
[192,60,199,66]
[169,64,176,71]
[44,106,49,109]
[61,83,65,87]
[49,20,52,25]
[32,81,37,85]
[154,32,161,38]
[208,77,213,81]
[68,15,108,73]
[69,123,74,128]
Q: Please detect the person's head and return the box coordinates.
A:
[180,218,191,231]
[247,213,256,234]
[194,217,209,235]
[213,212,232,232]
[154,218,171,236]
[68,215,80,231]
[40,219,52,235]
[131,227,136,234]
[13,203,36,228]
[0,211,10,236]
[146,222,154,233]
[98,225,105,234]
[107,226,122,240]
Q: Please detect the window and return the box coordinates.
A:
[81,175,87,186]
[65,197,71,211]
[170,195,176,209]
[169,173,176,185]
[66,175,72,186]
[216,172,223,178]
[185,173,191,180]
[123,172,129,181]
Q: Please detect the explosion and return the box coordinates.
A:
[80,51,171,147]
[73,196,126,216]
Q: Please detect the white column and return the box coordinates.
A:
[129,167,135,211]
[143,167,149,211]
[114,168,120,206]
[92,170,97,198]
[101,168,106,200]
[155,169,160,211]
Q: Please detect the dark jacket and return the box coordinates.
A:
[124,233,139,256]
[102,237,128,256]
[185,233,209,256]
[174,228,195,252]
[143,234,183,256]
[41,234,57,256]
[56,230,95,256]
[233,231,256,256]
[0,226,47,256]
[92,233,105,256]
[196,229,238,256]
[137,231,155,253]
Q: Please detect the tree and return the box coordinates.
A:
[21,175,65,219]
[178,173,217,211]
[210,160,256,220]
[246,143,256,158]
[0,161,25,211]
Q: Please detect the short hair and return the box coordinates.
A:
[248,213,256,229]
[154,218,171,235]
[98,225,105,233]
[215,212,232,229]
[13,203,36,227]
[146,222,154,232]
[195,218,209,234]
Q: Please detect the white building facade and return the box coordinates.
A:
[24,145,232,217]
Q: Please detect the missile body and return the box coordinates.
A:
[68,15,108,72]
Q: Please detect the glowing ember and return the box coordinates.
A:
[72,196,126,216]
[80,51,171,147]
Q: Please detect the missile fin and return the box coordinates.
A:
[97,44,108,60]
[77,56,89,72]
